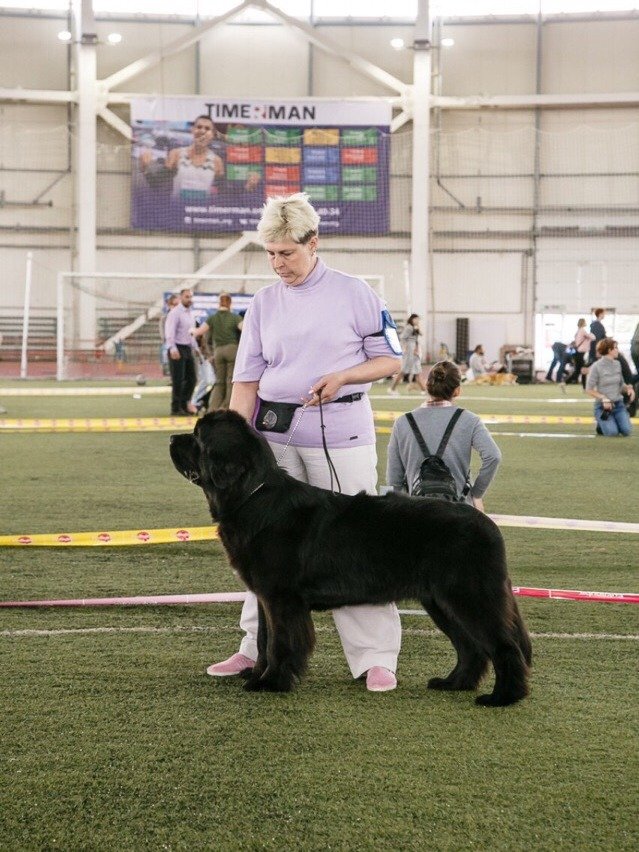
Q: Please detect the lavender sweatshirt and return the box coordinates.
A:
[233,258,399,448]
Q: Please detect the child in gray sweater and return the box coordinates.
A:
[386,360,501,512]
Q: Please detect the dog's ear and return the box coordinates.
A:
[196,410,270,490]
[200,445,249,490]
[169,433,202,486]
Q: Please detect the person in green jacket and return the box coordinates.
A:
[193,293,243,411]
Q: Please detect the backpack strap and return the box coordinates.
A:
[434,408,464,457]
[405,412,432,458]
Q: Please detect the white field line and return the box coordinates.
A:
[1,624,637,641]
[490,432,594,439]
[0,386,170,396]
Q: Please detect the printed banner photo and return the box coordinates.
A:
[131,97,391,235]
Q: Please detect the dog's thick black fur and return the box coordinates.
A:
[170,410,532,706]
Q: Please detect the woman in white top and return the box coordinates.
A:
[166,115,224,202]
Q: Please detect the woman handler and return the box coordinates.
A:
[207,193,403,692]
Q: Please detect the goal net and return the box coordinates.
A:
[55,271,385,381]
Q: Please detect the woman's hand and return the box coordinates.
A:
[307,372,346,405]
[472,497,485,513]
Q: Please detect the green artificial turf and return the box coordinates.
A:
[1,382,638,850]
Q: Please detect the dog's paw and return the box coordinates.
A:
[238,665,259,681]
[243,678,292,693]
[243,677,268,692]
[475,690,525,707]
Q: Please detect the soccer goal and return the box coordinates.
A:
[55,271,385,380]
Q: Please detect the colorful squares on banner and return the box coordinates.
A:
[341,147,379,165]
[302,166,340,184]
[266,184,301,197]
[265,165,301,182]
[226,127,262,145]
[303,128,340,145]
[226,164,263,182]
[265,128,303,145]
[340,128,379,146]
[303,185,340,201]
[227,145,263,164]
[341,185,377,201]
[265,147,302,164]
[342,166,378,183]
[303,146,341,166]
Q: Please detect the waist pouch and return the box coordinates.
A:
[255,393,364,433]
[255,398,301,433]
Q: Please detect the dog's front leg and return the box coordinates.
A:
[244,595,315,693]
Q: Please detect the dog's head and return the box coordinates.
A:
[170,410,277,497]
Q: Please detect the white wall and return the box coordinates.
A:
[1,11,638,360]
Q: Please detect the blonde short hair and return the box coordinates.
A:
[256,193,320,245]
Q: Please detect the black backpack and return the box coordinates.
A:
[405,409,470,502]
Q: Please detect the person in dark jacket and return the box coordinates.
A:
[588,308,606,365]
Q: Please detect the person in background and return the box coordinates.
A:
[388,314,427,395]
[545,341,568,383]
[468,344,490,376]
[159,293,179,376]
[585,338,634,436]
[206,192,403,693]
[188,318,216,415]
[630,321,639,376]
[192,293,243,411]
[588,308,606,365]
[164,288,197,417]
[387,360,502,514]
[567,319,595,387]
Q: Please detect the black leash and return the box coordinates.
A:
[318,390,342,494]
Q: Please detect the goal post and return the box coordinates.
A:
[55,271,385,381]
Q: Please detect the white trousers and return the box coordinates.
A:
[238,442,401,678]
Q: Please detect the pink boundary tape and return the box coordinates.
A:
[512,587,639,604]
[0,588,637,607]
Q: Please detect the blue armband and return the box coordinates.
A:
[381,310,402,355]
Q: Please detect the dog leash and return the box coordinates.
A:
[275,401,309,465]
[274,395,342,494]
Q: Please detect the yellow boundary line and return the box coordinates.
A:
[3,411,632,433]
[2,513,637,547]
[0,526,218,547]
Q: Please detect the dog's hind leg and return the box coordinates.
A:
[244,595,315,693]
[421,598,489,691]
[475,638,529,707]
[428,587,529,707]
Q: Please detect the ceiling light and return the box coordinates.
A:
[441,37,455,47]
[107,32,122,45]
[57,30,72,42]
[390,37,405,50]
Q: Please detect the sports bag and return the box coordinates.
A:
[405,409,470,502]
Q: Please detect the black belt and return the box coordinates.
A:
[333,392,364,404]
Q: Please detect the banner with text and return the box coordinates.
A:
[131,97,391,235]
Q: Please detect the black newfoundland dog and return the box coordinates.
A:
[170,411,531,706]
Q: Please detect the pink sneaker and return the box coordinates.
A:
[365,667,397,692]
[206,652,255,677]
